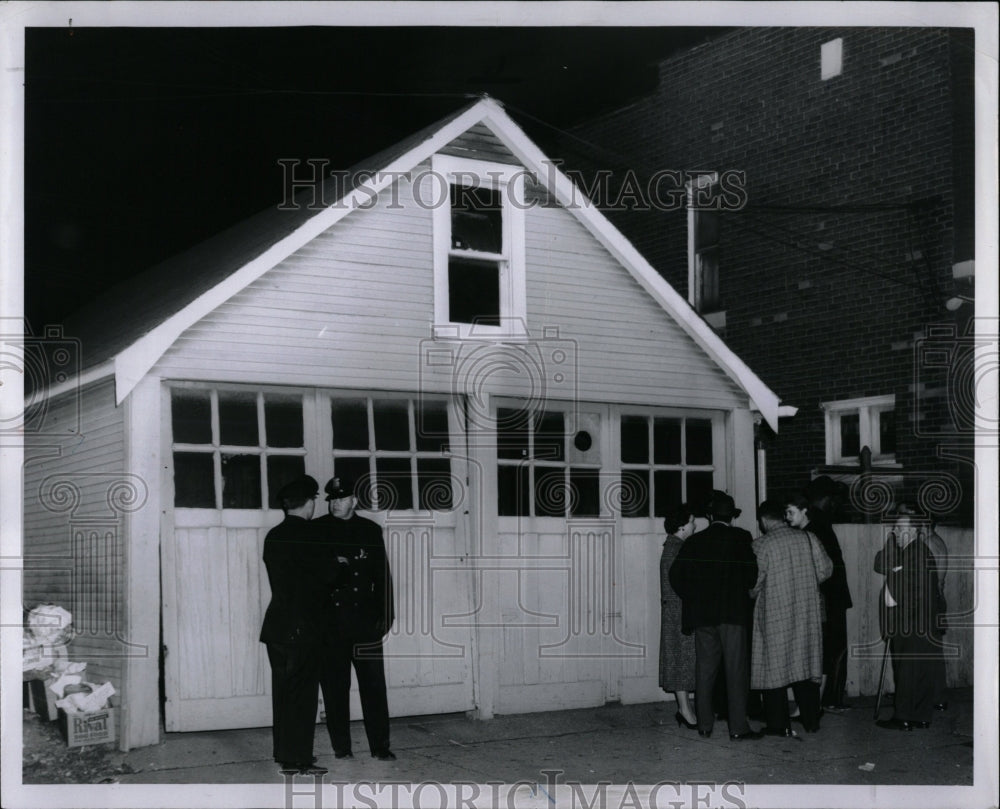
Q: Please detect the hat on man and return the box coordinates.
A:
[707,489,741,520]
[324,476,355,501]
[277,474,319,503]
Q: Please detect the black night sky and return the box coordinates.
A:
[24,26,727,332]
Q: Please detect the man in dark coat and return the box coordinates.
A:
[669,490,763,740]
[314,476,396,760]
[259,475,328,776]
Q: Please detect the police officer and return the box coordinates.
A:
[259,475,328,776]
[315,476,396,760]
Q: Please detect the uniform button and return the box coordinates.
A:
[353,587,358,592]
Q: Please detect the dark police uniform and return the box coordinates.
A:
[259,476,326,770]
[314,478,395,758]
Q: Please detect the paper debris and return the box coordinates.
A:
[858,762,876,772]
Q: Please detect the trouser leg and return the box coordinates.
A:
[791,679,822,730]
[821,609,849,706]
[319,638,354,753]
[266,642,320,764]
[694,627,722,734]
[353,638,390,753]
[719,623,750,735]
[763,687,791,731]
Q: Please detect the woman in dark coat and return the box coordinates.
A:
[874,502,946,730]
[659,503,698,728]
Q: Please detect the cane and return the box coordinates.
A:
[873,639,890,721]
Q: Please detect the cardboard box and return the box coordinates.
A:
[58,705,116,748]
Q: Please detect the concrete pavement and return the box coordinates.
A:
[104,689,974,787]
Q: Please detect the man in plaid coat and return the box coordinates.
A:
[750,500,833,736]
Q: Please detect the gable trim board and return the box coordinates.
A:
[32,98,782,431]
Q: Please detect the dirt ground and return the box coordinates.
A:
[21,709,136,785]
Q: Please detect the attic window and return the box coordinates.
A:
[432,154,526,338]
[821,38,843,80]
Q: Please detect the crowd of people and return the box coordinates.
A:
[259,474,395,776]
[660,481,949,740]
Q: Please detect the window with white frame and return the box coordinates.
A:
[687,173,721,314]
[170,387,306,509]
[823,395,897,465]
[431,154,526,338]
[330,395,455,511]
[619,413,720,517]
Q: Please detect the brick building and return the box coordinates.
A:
[566,27,976,524]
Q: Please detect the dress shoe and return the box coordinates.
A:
[697,730,712,738]
[371,749,397,760]
[675,711,698,730]
[334,750,353,759]
[278,761,328,775]
[297,763,329,775]
[729,729,764,741]
[876,718,929,731]
[822,701,851,712]
[933,702,948,711]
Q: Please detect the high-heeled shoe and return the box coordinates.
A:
[675,711,698,730]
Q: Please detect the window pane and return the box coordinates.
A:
[332,398,369,450]
[840,413,860,457]
[697,248,720,312]
[569,468,600,517]
[686,419,714,465]
[415,400,450,453]
[218,391,259,447]
[535,467,567,517]
[620,416,649,464]
[266,455,306,509]
[173,452,215,507]
[222,453,261,508]
[654,470,683,518]
[448,257,500,326]
[332,456,371,508]
[375,457,413,510]
[533,411,565,462]
[417,458,453,511]
[686,471,715,515]
[497,407,530,460]
[171,389,212,445]
[373,399,410,451]
[879,409,896,455]
[264,395,303,448]
[653,418,682,464]
[620,470,649,518]
[498,464,529,516]
[451,185,502,253]
[695,206,719,246]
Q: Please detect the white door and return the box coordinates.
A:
[162,385,475,731]
[492,401,642,713]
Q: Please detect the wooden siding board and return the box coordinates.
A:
[152,168,745,412]
[23,378,128,741]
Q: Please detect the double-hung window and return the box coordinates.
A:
[823,395,897,465]
[431,155,526,338]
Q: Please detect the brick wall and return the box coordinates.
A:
[568,28,975,523]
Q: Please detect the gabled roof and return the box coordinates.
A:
[53,97,783,430]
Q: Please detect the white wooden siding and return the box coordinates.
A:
[152,162,745,412]
[23,378,128,715]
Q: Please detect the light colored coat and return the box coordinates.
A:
[750,524,833,689]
